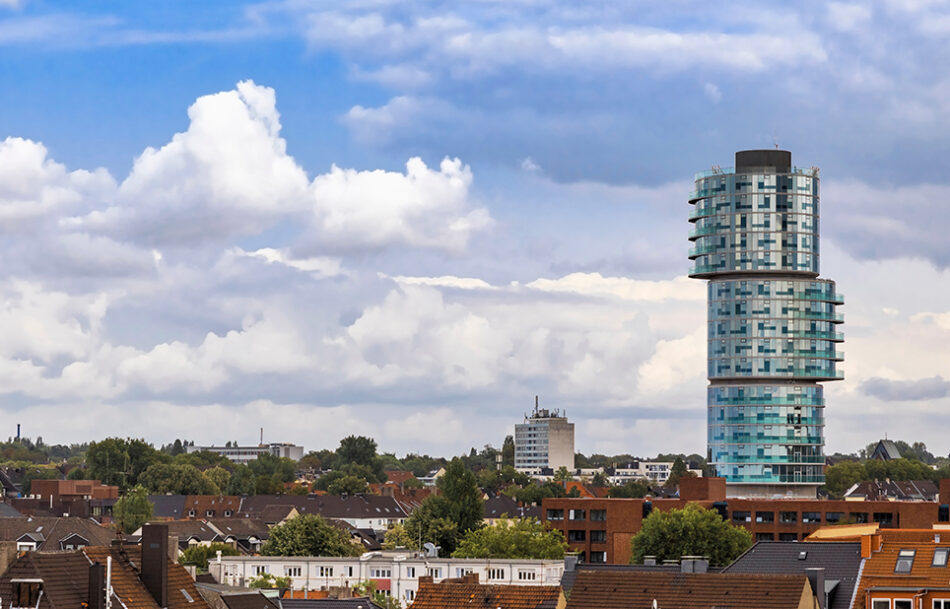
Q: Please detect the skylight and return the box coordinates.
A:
[895,549,916,573]
[933,548,949,567]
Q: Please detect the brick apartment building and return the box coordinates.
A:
[542,477,950,564]
[12,479,119,520]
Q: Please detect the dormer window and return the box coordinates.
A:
[188,509,196,517]
[206,510,214,517]
[11,580,42,608]
[224,510,232,517]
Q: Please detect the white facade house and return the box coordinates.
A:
[210,552,565,605]
[186,443,304,464]
[607,461,703,485]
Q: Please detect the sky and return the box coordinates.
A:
[1,0,950,459]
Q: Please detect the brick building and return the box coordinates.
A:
[542,477,950,564]
[13,479,119,520]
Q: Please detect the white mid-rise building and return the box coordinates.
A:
[607,461,704,485]
[210,552,565,605]
[514,399,574,474]
[186,442,304,464]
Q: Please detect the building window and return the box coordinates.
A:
[254,566,268,575]
[488,568,505,580]
[755,511,774,523]
[590,530,606,543]
[732,511,751,523]
[851,512,869,524]
[517,570,537,581]
[426,568,441,579]
[874,513,895,528]
[406,567,415,578]
[12,582,42,608]
[895,549,916,573]
[934,549,950,567]
[589,551,607,563]
[871,601,889,609]
[347,566,354,577]
[319,566,333,577]
[802,512,821,524]
[825,512,843,524]
[569,509,586,521]
[285,567,302,577]
[933,600,950,609]
[894,602,912,609]
[568,530,586,542]
[779,533,798,542]
[780,511,797,524]
[546,509,564,521]
[224,510,232,517]
[404,590,415,602]
[372,569,392,578]
[590,509,607,521]
[756,533,774,541]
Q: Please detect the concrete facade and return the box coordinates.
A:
[186,443,304,464]
[514,400,574,474]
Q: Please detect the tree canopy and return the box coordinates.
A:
[631,503,752,567]
[113,486,154,534]
[179,542,240,571]
[260,514,361,557]
[452,517,567,559]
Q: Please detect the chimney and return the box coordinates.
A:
[564,555,579,572]
[88,562,105,609]
[805,567,826,609]
[141,524,168,607]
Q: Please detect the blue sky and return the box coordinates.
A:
[2,0,950,459]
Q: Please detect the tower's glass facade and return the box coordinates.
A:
[688,150,843,496]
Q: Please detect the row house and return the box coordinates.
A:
[209,552,565,606]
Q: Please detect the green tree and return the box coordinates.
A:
[298,452,323,470]
[608,480,651,498]
[823,460,866,498]
[67,467,87,481]
[248,573,291,589]
[247,453,296,483]
[437,458,484,535]
[327,474,369,496]
[501,436,515,468]
[590,471,610,487]
[338,435,378,466]
[227,465,256,495]
[113,486,154,534]
[452,517,567,559]
[261,514,361,557]
[664,456,695,488]
[552,466,574,482]
[204,466,231,493]
[404,503,459,556]
[138,463,220,495]
[382,523,416,550]
[255,474,286,495]
[86,438,131,489]
[179,542,240,571]
[631,504,752,567]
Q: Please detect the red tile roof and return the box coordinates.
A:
[411,578,560,609]
[850,529,950,609]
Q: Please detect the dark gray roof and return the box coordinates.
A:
[560,563,702,593]
[845,479,937,501]
[0,502,22,517]
[149,494,186,519]
[221,593,280,609]
[0,516,115,550]
[238,495,406,521]
[483,495,541,520]
[279,599,382,609]
[871,440,902,461]
[722,541,862,609]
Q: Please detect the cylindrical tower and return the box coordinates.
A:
[688,150,843,498]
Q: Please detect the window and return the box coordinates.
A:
[933,600,950,609]
[756,533,774,541]
[285,567,302,577]
[732,511,751,523]
[871,601,889,609]
[590,530,606,543]
[254,566,268,575]
[187,509,196,517]
[206,510,215,517]
[372,568,392,578]
[590,509,607,521]
[894,601,912,609]
[347,566,354,577]
[874,513,895,528]
[825,512,843,524]
[569,509,586,521]
[933,548,949,567]
[488,568,505,580]
[779,533,798,541]
[404,590,415,602]
[895,549,916,573]
[546,509,564,521]
[12,582,42,608]
[455,568,472,577]
[224,510,232,517]
[851,512,869,524]
[780,511,797,524]
[319,566,333,577]
[406,567,415,578]
[568,530,586,542]
[16,542,36,553]
[426,568,441,578]
[589,551,607,563]
[518,570,537,581]
[755,511,774,523]
[802,512,821,524]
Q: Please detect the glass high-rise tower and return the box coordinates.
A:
[688,150,843,498]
